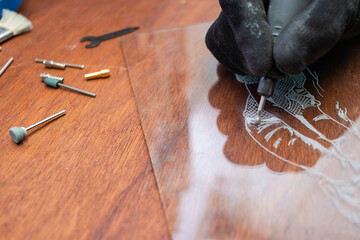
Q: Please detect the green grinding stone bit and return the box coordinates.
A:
[9,110,66,144]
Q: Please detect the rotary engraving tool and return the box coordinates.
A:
[255,0,312,124]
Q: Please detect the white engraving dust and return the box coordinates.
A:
[236,70,360,225]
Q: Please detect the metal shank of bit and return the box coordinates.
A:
[35,58,84,69]
[0,57,14,76]
[64,62,84,69]
[58,83,96,97]
[26,110,66,131]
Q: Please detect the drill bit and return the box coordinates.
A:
[35,58,84,69]
[41,74,96,97]
[9,110,66,144]
[255,96,266,124]
[255,77,275,124]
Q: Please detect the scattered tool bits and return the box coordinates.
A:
[35,58,84,69]
[9,110,66,144]
[0,57,13,77]
[80,27,139,48]
[40,73,96,97]
[85,69,110,80]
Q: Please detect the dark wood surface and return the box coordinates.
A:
[123,23,360,239]
[0,1,219,239]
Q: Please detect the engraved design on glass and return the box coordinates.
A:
[237,71,360,225]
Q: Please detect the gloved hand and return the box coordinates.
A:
[206,0,360,77]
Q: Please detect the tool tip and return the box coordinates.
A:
[254,115,261,125]
[9,126,26,144]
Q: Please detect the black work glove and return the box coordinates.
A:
[206,0,360,77]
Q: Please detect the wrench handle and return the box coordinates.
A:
[99,27,139,41]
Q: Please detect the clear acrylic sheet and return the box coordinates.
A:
[122,23,360,239]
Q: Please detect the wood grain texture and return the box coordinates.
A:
[122,22,360,239]
[0,0,219,239]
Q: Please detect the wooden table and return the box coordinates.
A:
[1,1,360,239]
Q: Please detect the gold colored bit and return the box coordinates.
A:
[84,69,110,80]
